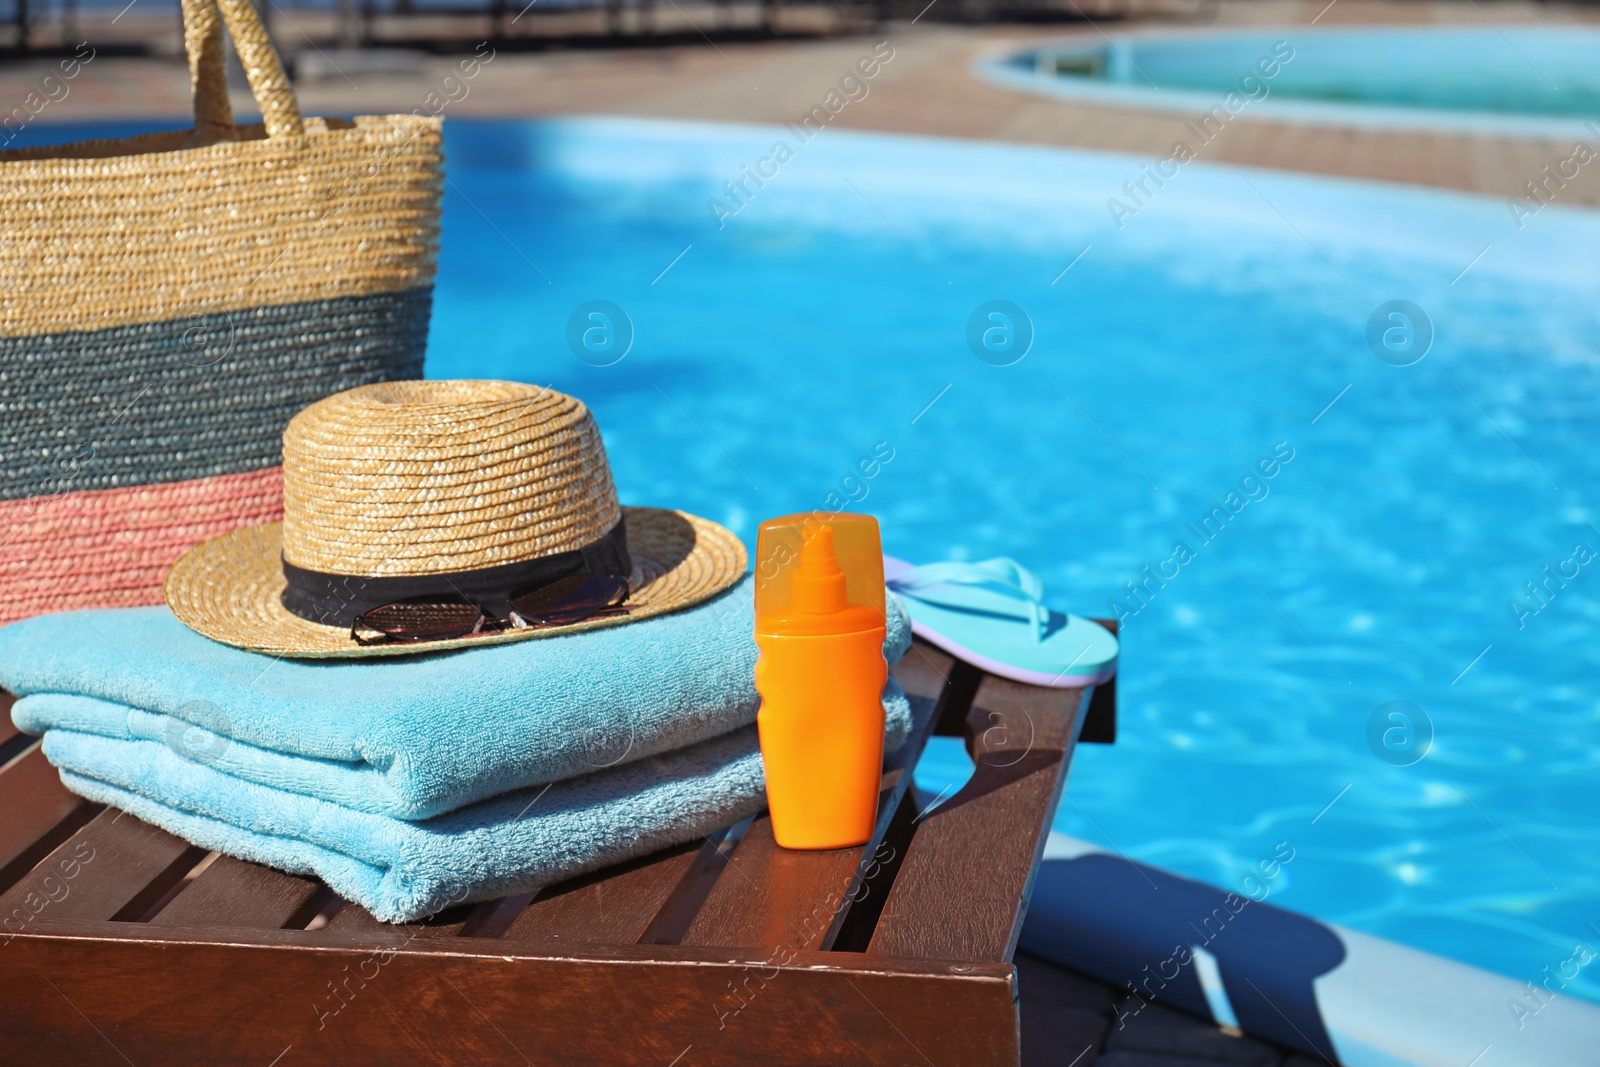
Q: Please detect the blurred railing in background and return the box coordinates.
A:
[0,0,1176,57]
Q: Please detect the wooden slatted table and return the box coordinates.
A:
[0,631,1115,1065]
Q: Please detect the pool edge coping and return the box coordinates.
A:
[972,25,1600,143]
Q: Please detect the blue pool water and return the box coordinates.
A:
[424,117,1600,1001]
[17,117,1600,1002]
[984,27,1600,137]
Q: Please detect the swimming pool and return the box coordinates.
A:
[980,27,1600,138]
[15,113,1600,1004]
[425,116,1600,1003]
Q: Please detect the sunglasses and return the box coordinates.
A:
[350,574,631,647]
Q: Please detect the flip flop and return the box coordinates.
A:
[884,555,1117,688]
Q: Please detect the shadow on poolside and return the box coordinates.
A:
[1021,853,1346,1064]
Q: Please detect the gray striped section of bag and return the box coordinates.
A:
[0,288,432,500]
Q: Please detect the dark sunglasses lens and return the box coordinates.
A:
[359,598,484,641]
[510,575,629,626]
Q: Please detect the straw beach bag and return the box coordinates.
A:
[0,0,442,625]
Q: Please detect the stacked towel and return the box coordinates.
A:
[0,577,917,921]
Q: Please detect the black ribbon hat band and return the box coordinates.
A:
[279,518,632,628]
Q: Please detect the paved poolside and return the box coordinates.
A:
[5,0,1599,210]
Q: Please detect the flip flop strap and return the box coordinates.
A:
[887,558,1049,643]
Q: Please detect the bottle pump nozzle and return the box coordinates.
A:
[792,525,848,614]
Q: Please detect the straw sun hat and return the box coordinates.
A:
[164,380,748,657]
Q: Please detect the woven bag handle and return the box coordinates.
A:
[181,0,234,137]
[181,0,304,139]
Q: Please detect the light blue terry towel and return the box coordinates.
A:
[41,692,915,921]
[0,577,913,819]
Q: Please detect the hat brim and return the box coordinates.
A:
[164,506,748,658]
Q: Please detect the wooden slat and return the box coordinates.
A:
[0,689,20,747]
[321,894,541,938]
[639,821,748,945]
[0,745,101,894]
[459,891,538,938]
[323,901,402,933]
[677,815,855,951]
[0,731,30,769]
[826,788,920,953]
[149,855,328,929]
[0,808,207,925]
[679,644,954,951]
[504,838,706,945]
[0,921,1021,1067]
[325,898,481,936]
[888,639,959,704]
[0,691,36,769]
[896,640,984,737]
[867,673,1091,963]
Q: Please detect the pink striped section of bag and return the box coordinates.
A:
[0,466,284,625]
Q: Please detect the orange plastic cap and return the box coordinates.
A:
[754,513,885,636]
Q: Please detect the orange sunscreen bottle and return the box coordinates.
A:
[753,513,887,850]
